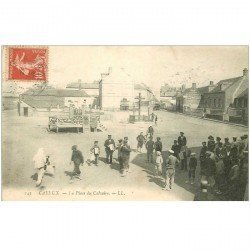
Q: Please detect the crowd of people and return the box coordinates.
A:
[137,129,249,199]
[197,134,249,201]
[32,123,248,200]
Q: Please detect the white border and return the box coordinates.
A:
[0,1,250,250]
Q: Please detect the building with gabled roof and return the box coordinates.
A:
[19,88,93,116]
[202,68,248,123]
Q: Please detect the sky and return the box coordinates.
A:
[2,46,248,97]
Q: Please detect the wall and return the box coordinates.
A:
[183,89,201,111]
[19,102,34,116]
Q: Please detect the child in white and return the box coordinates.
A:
[155,151,163,177]
[33,148,55,186]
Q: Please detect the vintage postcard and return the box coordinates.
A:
[1,46,248,201]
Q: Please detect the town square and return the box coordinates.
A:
[1,46,248,201]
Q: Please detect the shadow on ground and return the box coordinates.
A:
[132,146,202,195]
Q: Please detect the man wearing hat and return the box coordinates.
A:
[199,142,207,173]
[147,126,154,138]
[104,135,116,164]
[171,140,180,159]
[231,137,239,161]
[70,145,84,177]
[146,136,155,163]
[215,137,221,149]
[223,137,231,148]
[120,137,131,175]
[155,137,163,153]
[116,139,123,170]
[178,132,187,147]
[164,149,180,190]
[207,136,215,152]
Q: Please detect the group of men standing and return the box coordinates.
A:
[104,135,132,176]
[198,134,248,200]
[69,135,132,178]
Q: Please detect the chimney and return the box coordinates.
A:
[208,81,215,92]
[243,68,248,77]
[192,82,197,89]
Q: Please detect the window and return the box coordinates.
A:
[214,99,217,107]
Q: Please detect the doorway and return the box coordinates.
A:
[23,107,28,117]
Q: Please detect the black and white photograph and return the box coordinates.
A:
[2,45,248,201]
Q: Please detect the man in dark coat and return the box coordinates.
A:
[104,135,116,164]
[171,140,180,159]
[146,137,155,163]
[70,145,84,176]
[222,144,232,180]
[202,151,216,188]
[147,126,154,138]
[178,132,187,147]
[223,137,231,148]
[155,137,163,152]
[207,136,216,152]
[215,137,222,150]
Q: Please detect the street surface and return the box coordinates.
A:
[2,110,248,200]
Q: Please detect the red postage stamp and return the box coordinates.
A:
[8,47,48,81]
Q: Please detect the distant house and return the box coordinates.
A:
[160,84,179,110]
[176,82,215,114]
[66,80,100,108]
[19,88,91,116]
[203,68,248,122]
